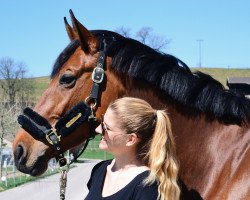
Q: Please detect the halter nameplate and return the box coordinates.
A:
[66,113,82,128]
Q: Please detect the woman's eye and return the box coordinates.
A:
[59,73,76,88]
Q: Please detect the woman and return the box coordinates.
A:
[85,97,180,200]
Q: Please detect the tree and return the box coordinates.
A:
[115,26,170,51]
[0,57,35,174]
[0,102,23,177]
[114,26,131,38]
[0,57,34,106]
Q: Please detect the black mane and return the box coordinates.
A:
[51,30,250,125]
[103,31,250,125]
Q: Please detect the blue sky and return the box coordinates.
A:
[0,1,249,77]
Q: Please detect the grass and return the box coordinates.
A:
[31,76,50,101]
[81,150,113,160]
[80,135,114,160]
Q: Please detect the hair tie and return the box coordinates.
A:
[157,110,162,116]
[154,110,161,118]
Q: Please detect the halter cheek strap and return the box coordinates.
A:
[85,39,107,110]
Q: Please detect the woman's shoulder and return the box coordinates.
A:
[92,159,112,171]
[88,160,112,175]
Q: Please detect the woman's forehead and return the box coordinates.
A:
[104,108,120,128]
[104,108,115,122]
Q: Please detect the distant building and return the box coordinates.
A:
[227,77,250,96]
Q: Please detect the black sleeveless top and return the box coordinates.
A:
[84,160,159,200]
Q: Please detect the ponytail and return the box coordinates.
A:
[144,110,180,200]
[108,97,180,200]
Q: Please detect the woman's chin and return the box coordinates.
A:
[99,140,109,151]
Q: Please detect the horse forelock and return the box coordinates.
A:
[51,39,80,79]
[105,34,250,125]
[50,30,122,79]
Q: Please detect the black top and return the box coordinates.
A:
[85,160,159,200]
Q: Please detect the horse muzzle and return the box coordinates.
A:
[13,101,92,175]
[13,135,50,176]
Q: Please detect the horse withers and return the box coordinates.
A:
[13,10,250,200]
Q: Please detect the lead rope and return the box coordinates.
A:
[58,107,96,200]
[60,166,69,200]
[58,139,92,200]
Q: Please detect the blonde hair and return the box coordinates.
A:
[109,97,180,200]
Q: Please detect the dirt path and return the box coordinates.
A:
[0,160,99,200]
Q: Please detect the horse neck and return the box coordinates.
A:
[124,83,250,197]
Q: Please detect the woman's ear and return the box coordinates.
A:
[126,133,139,147]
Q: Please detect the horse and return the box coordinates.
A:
[13,11,250,200]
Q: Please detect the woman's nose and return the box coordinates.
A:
[95,124,102,135]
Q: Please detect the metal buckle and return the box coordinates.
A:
[85,96,97,110]
[92,67,104,83]
[45,128,61,145]
[58,157,67,167]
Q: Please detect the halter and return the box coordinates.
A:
[17,37,114,200]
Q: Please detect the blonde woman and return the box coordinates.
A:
[85,97,180,200]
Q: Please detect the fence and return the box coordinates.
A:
[0,153,58,191]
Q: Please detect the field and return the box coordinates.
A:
[32,76,50,101]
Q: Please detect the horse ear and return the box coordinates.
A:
[69,10,98,54]
[64,17,78,41]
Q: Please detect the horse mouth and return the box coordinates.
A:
[15,154,49,176]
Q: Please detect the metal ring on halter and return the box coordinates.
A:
[85,96,97,110]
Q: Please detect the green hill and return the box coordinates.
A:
[33,68,250,101]
[32,76,50,101]
[191,68,250,88]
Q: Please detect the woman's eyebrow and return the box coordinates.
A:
[103,121,112,130]
[103,116,112,130]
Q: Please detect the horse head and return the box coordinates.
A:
[12,11,124,176]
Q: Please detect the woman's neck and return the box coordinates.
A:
[111,154,145,172]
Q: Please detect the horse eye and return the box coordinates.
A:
[59,73,76,88]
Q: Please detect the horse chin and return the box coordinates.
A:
[16,155,49,177]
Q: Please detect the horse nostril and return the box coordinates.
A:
[14,145,25,164]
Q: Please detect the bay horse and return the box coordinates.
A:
[13,11,250,200]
